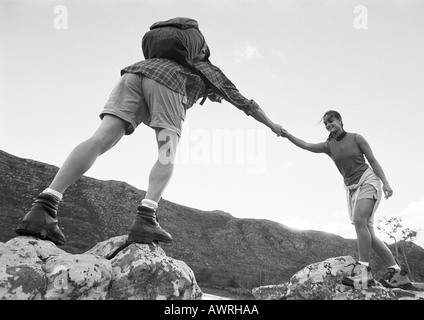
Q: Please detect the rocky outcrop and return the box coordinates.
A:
[0,235,202,300]
[252,256,424,300]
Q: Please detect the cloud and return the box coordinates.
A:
[399,198,424,222]
[232,43,260,64]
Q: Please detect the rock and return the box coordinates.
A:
[332,285,424,300]
[202,293,232,300]
[252,255,424,300]
[251,284,289,300]
[0,235,202,300]
[282,255,356,300]
[0,237,111,300]
[87,235,202,300]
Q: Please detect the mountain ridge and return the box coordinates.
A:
[1,148,423,288]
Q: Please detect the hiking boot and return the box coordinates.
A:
[15,193,66,245]
[127,205,173,244]
[342,262,375,289]
[379,268,413,290]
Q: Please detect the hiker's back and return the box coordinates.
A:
[141,17,210,67]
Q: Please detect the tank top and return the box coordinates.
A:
[327,132,369,186]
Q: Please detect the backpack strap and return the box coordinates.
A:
[189,65,210,105]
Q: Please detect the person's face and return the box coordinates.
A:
[323,115,343,133]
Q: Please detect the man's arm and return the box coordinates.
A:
[193,61,284,135]
[250,107,284,136]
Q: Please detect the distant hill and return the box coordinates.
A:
[1,149,423,288]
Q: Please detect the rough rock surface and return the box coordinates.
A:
[87,235,202,300]
[0,235,202,300]
[252,256,424,300]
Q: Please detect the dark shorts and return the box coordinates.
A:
[100,73,187,136]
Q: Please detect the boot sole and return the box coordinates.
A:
[127,232,173,244]
[379,280,414,290]
[15,221,65,246]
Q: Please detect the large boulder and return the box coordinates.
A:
[252,255,424,300]
[87,235,202,300]
[0,237,112,300]
[0,235,202,300]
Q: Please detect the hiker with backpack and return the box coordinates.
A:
[15,17,284,245]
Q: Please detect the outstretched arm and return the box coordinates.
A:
[250,107,284,136]
[194,61,284,136]
[281,129,329,154]
[356,134,393,199]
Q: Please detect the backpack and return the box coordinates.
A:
[142,17,210,66]
[141,17,212,104]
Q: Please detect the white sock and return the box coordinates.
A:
[43,188,63,201]
[358,261,369,267]
[388,264,401,270]
[141,199,158,210]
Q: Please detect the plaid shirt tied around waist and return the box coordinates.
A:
[121,58,260,115]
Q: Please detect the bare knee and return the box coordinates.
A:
[92,115,126,154]
[89,134,118,155]
[352,199,375,230]
[353,217,369,229]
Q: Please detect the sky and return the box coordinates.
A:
[1,0,424,247]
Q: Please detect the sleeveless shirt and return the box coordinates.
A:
[327,132,369,186]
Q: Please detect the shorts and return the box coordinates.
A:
[100,73,187,136]
[348,183,379,226]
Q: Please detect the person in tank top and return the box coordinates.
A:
[280,110,413,289]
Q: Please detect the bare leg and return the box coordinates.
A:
[352,198,376,263]
[16,115,127,245]
[49,115,127,193]
[369,226,397,266]
[145,128,179,203]
[126,128,178,244]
